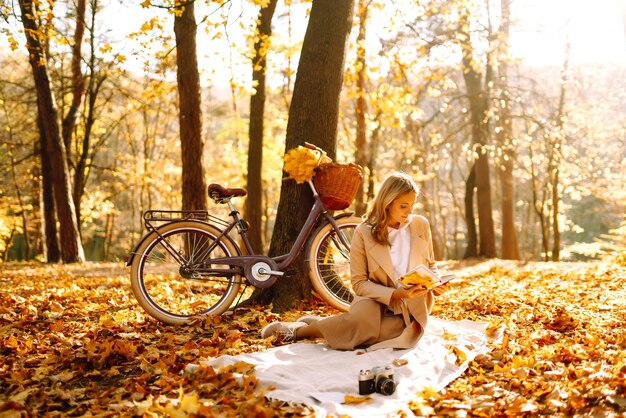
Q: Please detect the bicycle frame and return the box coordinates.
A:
[200,181,351,282]
[129,141,363,322]
[131,180,353,289]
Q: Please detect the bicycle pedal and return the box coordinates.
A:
[258,268,284,276]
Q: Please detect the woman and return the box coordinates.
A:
[261,171,448,351]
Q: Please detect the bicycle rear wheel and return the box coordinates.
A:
[307,216,361,311]
[130,221,241,324]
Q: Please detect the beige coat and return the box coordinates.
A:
[317,215,437,351]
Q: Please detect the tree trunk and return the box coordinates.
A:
[20,0,84,263]
[551,166,560,261]
[551,43,569,261]
[104,213,114,261]
[174,1,207,211]
[448,164,461,258]
[37,112,61,262]
[409,122,441,259]
[432,177,444,259]
[354,0,368,217]
[72,82,94,229]
[255,0,356,312]
[2,228,15,262]
[459,8,496,258]
[366,115,383,202]
[8,145,31,260]
[246,0,278,254]
[463,163,478,258]
[61,0,86,161]
[497,0,519,259]
[499,140,519,258]
[73,2,107,229]
[529,144,549,260]
[420,181,441,259]
[73,1,105,231]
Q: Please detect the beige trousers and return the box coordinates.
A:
[316,299,407,350]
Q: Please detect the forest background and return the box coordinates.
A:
[1,1,626,415]
[1,0,625,267]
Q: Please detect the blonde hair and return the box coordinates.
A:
[365,172,419,246]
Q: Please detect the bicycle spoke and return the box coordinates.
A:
[192,231,223,265]
[132,223,242,323]
[308,218,359,311]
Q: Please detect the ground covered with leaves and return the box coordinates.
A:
[1,259,625,417]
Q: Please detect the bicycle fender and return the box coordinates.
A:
[126,220,241,266]
[304,212,357,258]
[332,212,355,219]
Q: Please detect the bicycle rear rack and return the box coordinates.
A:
[143,210,231,231]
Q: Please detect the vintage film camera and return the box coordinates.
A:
[358,365,396,396]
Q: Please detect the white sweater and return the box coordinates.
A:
[388,218,411,283]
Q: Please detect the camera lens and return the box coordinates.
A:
[376,377,396,396]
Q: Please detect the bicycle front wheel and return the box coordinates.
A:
[308,216,361,311]
[130,221,242,325]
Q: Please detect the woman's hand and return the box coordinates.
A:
[391,285,429,302]
[431,283,449,296]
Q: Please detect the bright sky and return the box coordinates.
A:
[97,0,626,88]
[510,0,626,66]
[3,0,626,80]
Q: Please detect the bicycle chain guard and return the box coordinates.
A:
[245,259,280,288]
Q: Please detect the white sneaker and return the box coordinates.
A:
[296,315,324,325]
[260,321,306,342]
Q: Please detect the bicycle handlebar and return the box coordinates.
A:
[303,142,327,156]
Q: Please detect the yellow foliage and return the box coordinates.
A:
[446,344,467,366]
[283,146,331,184]
[7,36,19,51]
[343,394,373,405]
[493,363,509,373]
[418,385,439,399]
[99,42,112,54]
[0,219,12,254]
[0,207,22,255]
[251,0,271,7]
[159,386,201,417]
[512,355,535,369]
[1,256,624,416]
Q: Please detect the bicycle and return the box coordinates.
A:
[127,143,363,325]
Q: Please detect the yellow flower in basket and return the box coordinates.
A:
[283,146,331,184]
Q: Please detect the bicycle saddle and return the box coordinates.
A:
[208,183,247,202]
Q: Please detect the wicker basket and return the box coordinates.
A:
[313,163,363,210]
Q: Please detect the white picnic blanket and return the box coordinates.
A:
[199,318,496,417]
